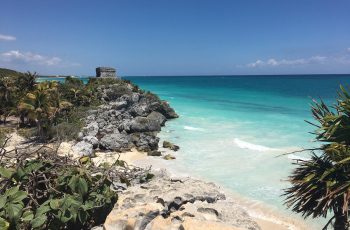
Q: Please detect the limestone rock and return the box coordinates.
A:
[83,121,99,137]
[147,111,167,126]
[103,172,260,230]
[83,135,99,148]
[111,101,128,110]
[163,141,180,151]
[148,150,162,156]
[163,154,176,160]
[129,117,161,133]
[158,101,179,119]
[77,81,178,156]
[57,141,77,158]
[99,133,131,151]
[132,133,159,152]
[72,141,94,156]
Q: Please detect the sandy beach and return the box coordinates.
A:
[110,148,313,230]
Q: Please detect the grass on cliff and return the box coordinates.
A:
[0,68,23,78]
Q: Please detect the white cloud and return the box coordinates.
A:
[247,60,264,68]
[246,56,327,68]
[1,50,61,66]
[0,34,16,41]
[347,48,350,52]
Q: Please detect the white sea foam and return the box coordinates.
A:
[184,126,204,131]
[234,138,276,152]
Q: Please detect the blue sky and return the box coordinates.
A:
[0,0,349,76]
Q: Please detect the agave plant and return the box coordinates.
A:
[284,85,350,230]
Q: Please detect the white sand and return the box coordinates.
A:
[132,153,313,230]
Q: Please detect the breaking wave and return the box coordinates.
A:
[234,138,277,152]
[184,126,205,131]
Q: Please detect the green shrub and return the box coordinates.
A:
[145,91,161,101]
[17,128,36,140]
[0,152,118,229]
[47,122,81,141]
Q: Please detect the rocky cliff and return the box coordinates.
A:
[73,81,178,157]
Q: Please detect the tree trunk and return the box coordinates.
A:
[20,114,25,125]
[37,120,43,140]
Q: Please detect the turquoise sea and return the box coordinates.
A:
[39,75,350,226]
[126,75,350,227]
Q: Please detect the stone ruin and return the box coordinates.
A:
[96,67,118,78]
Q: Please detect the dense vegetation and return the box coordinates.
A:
[0,70,131,141]
[0,137,153,229]
[0,69,152,229]
[0,68,23,78]
[284,86,350,230]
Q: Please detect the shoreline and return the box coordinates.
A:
[5,132,313,230]
[122,149,314,230]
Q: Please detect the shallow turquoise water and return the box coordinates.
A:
[123,75,350,214]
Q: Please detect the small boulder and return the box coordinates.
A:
[99,133,131,151]
[147,150,162,156]
[77,132,84,141]
[131,93,140,103]
[72,141,94,156]
[129,103,151,117]
[147,111,167,126]
[111,101,128,110]
[83,135,99,148]
[163,141,180,151]
[129,117,161,133]
[163,154,176,160]
[132,133,160,152]
[83,121,99,136]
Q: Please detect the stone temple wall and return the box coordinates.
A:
[96,67,118,78]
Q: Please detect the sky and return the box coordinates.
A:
[0,0,350,76]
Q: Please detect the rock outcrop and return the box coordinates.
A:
[104,171,261,230]
[163,141,180,151]
[72,82,178,156]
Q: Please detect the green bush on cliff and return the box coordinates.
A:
[0,150,118,229]
[49,106,94,141]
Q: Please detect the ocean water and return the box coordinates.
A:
[123,75,350,225]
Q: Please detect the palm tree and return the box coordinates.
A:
[70,88,81,99]
[18,90,53,138]
[50,90,72,120]
[18,81,72,138]
[0,76,17,123]
[0,76,14,102]
[284,86,350,230]
[17,71,37,92]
